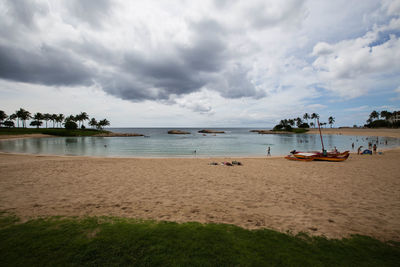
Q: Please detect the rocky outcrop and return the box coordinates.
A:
[198,129,225,134]
[167,130,191,134]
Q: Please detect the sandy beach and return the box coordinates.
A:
[1,130,400,241]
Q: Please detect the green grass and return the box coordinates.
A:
[0,127,109,137]
[0,214,399,266]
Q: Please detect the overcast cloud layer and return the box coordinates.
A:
[0,0,400,126]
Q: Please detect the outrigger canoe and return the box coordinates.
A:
[284,154,314,161]
[290,151,350,162]
[284,118,350,162]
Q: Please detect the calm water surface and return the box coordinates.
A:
[1,128,399,157]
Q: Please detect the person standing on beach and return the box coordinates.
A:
[373,144,377,154]
[267,146,271,157]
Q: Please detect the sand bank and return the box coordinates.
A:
[307,128,400,138]
[0,134,52,140]
[1,150,400,241]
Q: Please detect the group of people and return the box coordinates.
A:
[356,143,378,155]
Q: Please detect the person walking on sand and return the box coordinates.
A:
[267,146,271,157]
[373,144,377,154]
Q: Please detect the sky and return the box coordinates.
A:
[0,0,400,127]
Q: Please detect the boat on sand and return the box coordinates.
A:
[288,151,350,162]
[285,119,350,162]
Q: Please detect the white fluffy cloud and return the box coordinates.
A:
[312,14,400,98]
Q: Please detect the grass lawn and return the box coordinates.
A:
[0,127,109,137]
[0,213,399,266]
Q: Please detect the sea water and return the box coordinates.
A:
[0,128,399,157]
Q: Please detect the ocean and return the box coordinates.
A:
[0,128,399,157]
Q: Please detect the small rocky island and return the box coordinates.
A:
[167,130,191,134]
[198,129,225,134]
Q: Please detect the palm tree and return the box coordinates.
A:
[295,117,302,127]
[78,112,89,128]
[328,116,335,128]
[15,108,28,127]
[50,114,58,128]
[369,110,379,121]
[280,119,289,127]
[56,114,64,128]
[303,113,310,123]
[16,108,31,128]
[88,118,98,129]
[0,110,7,126]
[43,113,52,128]
[311,113,319,128]
[64,115,76,124]
[30,113,44,128]
[8,113,17,127]
[97,119,110,129]
[380,110,392,121]
[74,114,81,128]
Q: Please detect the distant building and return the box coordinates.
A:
[388,112,400,123]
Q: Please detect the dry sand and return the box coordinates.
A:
[1,146,400,241]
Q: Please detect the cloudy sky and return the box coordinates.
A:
[1,0,399,127]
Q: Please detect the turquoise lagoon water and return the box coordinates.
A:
[0,128,399,157]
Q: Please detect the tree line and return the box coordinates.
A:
[274,113,335,131]
[365,110,400,128]
[0,108,110,130]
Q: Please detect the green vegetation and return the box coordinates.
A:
[273,113,336,132]
[0,108,110,130]
[365,110,400,128]
[0,127,109,137]
[0,214,399,266]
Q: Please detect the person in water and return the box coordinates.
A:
[267,146,271,157]
[373,144,377,154]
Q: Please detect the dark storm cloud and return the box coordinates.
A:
[98,18,233,101]
[215,64,266,99]
[0,1,264,105]
[0,44,94,86]
[2,0,48,29]
[66,0,113,28]
[104,50,210,101]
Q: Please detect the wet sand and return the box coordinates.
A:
[1,147,400,241]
